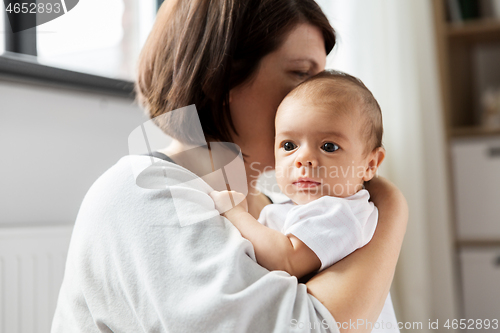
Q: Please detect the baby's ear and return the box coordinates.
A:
[363,147,386,182]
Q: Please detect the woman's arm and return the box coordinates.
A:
[210,191,321,278]
[306,176,408,333]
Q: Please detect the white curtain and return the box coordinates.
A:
[316,0,460,330]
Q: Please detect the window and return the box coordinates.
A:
[0,0,160,95]
[0,2,4,55]
[36,0,156,81]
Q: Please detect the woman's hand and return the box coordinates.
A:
[364,176,401,208]
[306,176,408,333]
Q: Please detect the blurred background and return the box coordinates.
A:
[1,0,500,332]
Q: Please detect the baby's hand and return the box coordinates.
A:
[209,190,248,215]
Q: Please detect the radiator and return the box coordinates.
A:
[0,226,73,333]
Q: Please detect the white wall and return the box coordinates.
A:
[0,78,148,225]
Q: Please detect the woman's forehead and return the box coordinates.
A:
[275,23,327,69]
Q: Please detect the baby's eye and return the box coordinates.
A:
[321,142,339,152]
[283,142,297,151]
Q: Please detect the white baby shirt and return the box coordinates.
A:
[258,189,378,271]
[258,189,401,333]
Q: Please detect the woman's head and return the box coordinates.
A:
[136,0,335,170]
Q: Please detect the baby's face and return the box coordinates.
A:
[274,96,373,205]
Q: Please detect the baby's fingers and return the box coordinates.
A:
[209,190,246,214]
[210,191,235,213]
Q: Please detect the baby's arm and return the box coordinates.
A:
[209,190,320,278]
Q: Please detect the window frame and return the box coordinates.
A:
[0,52,135,98]
[1,2,137,99]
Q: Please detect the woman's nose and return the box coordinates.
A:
[294,147,318,168]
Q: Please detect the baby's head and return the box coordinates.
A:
[274,70,385,205]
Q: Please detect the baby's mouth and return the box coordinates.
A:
[293,177,321,188]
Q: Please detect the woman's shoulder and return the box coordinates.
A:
[73,155,209,232]
[84,154,205,201]
[71,154,233,262]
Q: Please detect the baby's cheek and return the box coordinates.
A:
[276,178,293,197]
[274,160,293,182]
[320,178,349,198]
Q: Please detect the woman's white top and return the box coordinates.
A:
[51,155,340,333]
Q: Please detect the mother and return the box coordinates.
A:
[52,0,407,332]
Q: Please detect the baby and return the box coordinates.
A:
[210,70,399,332]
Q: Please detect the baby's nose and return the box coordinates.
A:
[294,148,318,168]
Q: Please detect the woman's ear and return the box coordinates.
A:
[363,147,386,182]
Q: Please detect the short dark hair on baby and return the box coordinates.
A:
[286,69,383,154]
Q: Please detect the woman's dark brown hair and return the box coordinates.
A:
[135,0,336,144]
